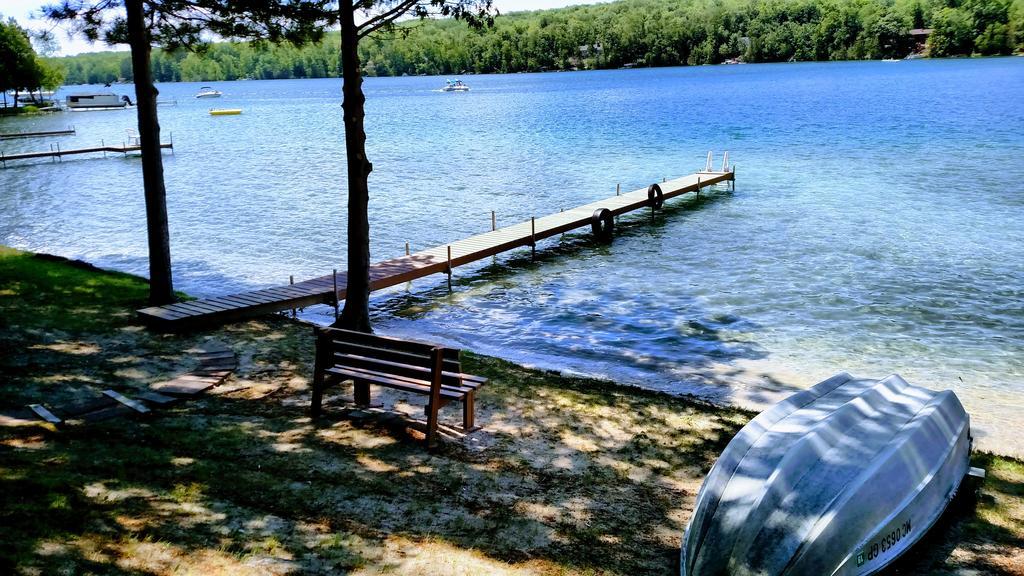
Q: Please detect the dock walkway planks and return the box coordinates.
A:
[1,142,172,165]
[0,127,76,140]
[138,169,734,330]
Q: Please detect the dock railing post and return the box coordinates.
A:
[56,141,61,162]
[332,269,339,320]
[446,245,453,292]
[491,210,496,231]
[531,217,536,260]
[705,151,713,172]
[290,275,296,318]
[722,151,729,173]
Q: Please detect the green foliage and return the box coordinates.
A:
[47,0,1024,84]
[0,17,61,98]
[930,7,977,55]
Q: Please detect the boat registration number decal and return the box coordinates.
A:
[856,518,912,567]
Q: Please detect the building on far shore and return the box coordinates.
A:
[909,28,934,56]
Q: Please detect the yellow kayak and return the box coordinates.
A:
[209,108,242,116]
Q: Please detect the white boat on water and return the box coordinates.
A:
[65,92,132,111]
[682,372,980,576]
[195,86,223,98]
[441,79,470,92]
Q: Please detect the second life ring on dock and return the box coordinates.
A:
[591,208,614,241]
[648,183,664,209]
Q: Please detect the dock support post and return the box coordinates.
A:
[290,275,296,318]
[102,139,106,158]
[446,245,453,292]
[531,217,536,260]
[405,241,410,256]
[731,165,736,191]
[697,177,701,198]
[1,151,5,169]
[170,131,174,155]
[56,141,60,162]
[616,183,620,196]
[332,269,339,320]
[491,211,496,231]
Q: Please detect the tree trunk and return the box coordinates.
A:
[125,0,175,306]
[334,9,373,333]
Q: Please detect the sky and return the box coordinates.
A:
[3,0,609,56]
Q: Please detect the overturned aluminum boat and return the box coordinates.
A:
[682,373,975,576]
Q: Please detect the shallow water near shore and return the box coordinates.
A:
[2,58,1022,454]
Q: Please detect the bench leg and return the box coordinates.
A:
[354,381,371,407]
[462,391,475,431]
[425,348,444,449]
[311,382,324,418]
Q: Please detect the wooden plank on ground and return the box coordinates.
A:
[102,390,151,414]
[28,404,61,424]
[137,391,180,405]
[150,376,219,396]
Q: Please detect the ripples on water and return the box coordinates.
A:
[1,58,1022,452]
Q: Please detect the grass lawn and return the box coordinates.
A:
[1,246,1022,575]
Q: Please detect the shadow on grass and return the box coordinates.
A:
[0,346,749,575]
[890,453,1024,575]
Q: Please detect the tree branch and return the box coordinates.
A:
[357,0,421,38]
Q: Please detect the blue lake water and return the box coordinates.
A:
[2,58,1022,454]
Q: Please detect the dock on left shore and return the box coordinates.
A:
[1,142,173,166]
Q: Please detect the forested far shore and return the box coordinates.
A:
[50,0,1024,84]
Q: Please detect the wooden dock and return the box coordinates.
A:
[0,127,76,140]
[1,141,172,166]
[138,165,735,331]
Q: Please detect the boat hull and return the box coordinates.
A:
[66,93,129,110]
[681,373,971,576]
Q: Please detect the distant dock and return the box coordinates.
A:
[1,140,173,166]
[138,156,736,331]
[0,127,76,140]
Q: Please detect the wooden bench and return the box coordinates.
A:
[310,327,486,447]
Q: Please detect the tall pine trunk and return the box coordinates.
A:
[125,0,175,305]
[335,9,373,333]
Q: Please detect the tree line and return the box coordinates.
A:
[0,18,65,106]
[48,0,1024,85]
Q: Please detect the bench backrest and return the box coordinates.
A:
[315,327,465,387]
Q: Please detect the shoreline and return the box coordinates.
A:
[2,246,1022,574]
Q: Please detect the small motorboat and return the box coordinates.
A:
[195,86,223,98]
[441,79,470,92]
[681,372,981,576]
[209,108,241,116]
